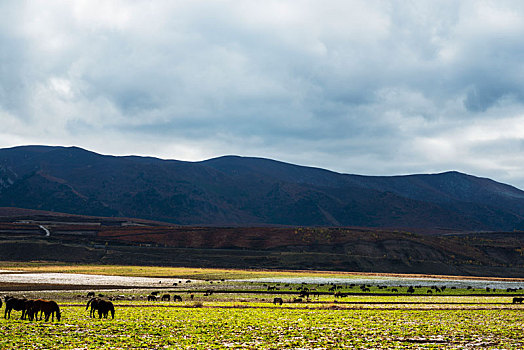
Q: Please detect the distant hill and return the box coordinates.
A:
[1,145,524,231]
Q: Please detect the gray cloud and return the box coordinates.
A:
[1,1,524,189]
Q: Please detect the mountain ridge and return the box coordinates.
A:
[1,145,523,230]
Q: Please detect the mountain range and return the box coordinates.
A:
[1,145,524,231]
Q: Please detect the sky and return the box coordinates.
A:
[1,1,524,189]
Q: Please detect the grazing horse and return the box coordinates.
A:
[97,300,115,319]
[33,300,60,321]
[513,297,524,304]
[161,294,170,301]
[86,298,101,318]
[173,295,182,302]
[24,300,37,321]
[273,297,283,305]
[4,297,28,319]
[86,298,115,319]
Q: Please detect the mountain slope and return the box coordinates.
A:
[1,145,523,230]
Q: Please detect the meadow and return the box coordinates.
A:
[1,264,523,349]
[2,303,523,349]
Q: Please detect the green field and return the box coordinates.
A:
[1,304,523,349]
[1,264,524,348]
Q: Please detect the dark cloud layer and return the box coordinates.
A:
[1,1,524,189]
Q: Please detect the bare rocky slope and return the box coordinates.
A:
[0,208,523,277]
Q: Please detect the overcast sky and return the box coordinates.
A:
[2,1,524,189]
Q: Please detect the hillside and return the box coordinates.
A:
[0,213,523,277]
[1,145,524,231]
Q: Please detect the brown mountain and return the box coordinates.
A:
[1,145,524,231]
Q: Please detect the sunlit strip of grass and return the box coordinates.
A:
[0,262,378,279]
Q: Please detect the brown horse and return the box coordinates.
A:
[86,297,101,317]
[86,298,115,319]
[32,299,61,322]
[24,300,37,321]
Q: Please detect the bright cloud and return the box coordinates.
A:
[1,0,524,189]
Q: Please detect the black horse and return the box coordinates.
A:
[513,297,524,304]
[86,297,101,317]
[32,299,61,322]
[97,300,115,319]
[4,296,28,319]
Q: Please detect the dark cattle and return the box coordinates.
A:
[151,291,160,296]
[427,290,433,294]
[87,292,95,298]
[173,295,183,302]
[391,288,398,293]
[293,298,303,303]
[148,295,158,301]
[161,294,170,301]
[273,297,283,305]
[4,297,28,319]
[513,297,524,304]
[267,286,276,291]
